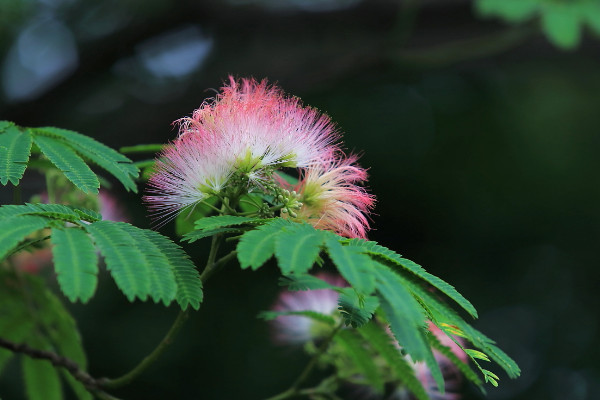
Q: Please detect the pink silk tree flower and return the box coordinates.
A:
[179,77,340,172]
[145,77,344,223]
[269,273,346,344]
[289,155,375,239]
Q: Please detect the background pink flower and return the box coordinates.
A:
[269,273,346,344]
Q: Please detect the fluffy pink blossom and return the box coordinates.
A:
[145,77,341,223]
[269,273,346,344]
[180,77,339,170]
[288,155,375,238]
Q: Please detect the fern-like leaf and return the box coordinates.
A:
[374,263,444,392]
[35,127,139,192]
[348,238,477,318]
[33,135,99,194]
[0,215,49,260]
[135,228,202,310]
[426,330,482,387]
[85,221,152,301]
[51,228,99,303]
[0,125,32,185]
[334,329,384,393]
[326,237,376,295]
[358,322,430,400]
[396,270,520,379]
[0,204,100,226]
[275,223,326,275]
[237,219,288,270]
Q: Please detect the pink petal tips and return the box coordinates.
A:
[144,76,374,236]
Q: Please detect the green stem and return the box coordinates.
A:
[101,310,189,389]
[200,250,237,283]
[264,322,344,400]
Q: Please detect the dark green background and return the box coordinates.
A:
[1,1,598,399]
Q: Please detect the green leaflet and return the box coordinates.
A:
[358,322,430,400]
[51,228,99,303]
[194,215,266,230]
[326,237,376,295]
[86,221,200,308]
[0,125,32,185]
[184,215,269,242]
[118,225,178,306]
[349,238,477,318]
[0,215,49,260]
[35,127,139,192]
[33,135,99,194]
[426,331,483,387]
[375,263,444,393]
[334,329,384,393]
[258,310,336,326]
[337,288,379,328]
[237,219,289,270]
[0,203,100,223]
[184,227,245,243]
[274,223,326,275]
[137,228,203,310]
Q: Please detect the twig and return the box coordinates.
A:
[0,337,98,389]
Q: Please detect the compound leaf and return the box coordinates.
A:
[35,127,139,192]
[275,223,325,275]
[137,228,202,310]
[326,238,375,295]
[237,219,288,270]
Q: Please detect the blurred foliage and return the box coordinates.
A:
[476,0,600,49]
